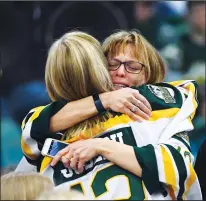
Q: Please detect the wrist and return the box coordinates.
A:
[94,138,110,155]
[92,93,106,114]
[99,92,110,109]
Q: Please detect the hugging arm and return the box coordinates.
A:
[20,80,197,171]
[50,88,152,132]
[19,88,151,167]
[50,132,200,199]
[107,133,201,199]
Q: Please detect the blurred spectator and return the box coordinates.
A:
[160,2,205,152]
[7,81,50,125]
[132,2,161,48]
[124,1,179,49]
[161,1,205,83]
[36,189,90,200]
[158,1,187,18]
[1,172,54,200]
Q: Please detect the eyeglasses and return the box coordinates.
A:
[108,59,145,74]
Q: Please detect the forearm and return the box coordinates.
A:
[96,138,142,177]
[50,93,109,132]
[50,88,152,132]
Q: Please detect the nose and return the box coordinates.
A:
[116,64,126,77]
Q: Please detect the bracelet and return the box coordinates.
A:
[92,93,106,114]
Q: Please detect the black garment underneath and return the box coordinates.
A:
[195,139,206,200]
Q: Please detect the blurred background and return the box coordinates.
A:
[1,1,205,170]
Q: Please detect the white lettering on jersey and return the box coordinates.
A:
[60,132,125,179]
[116,132,124,144]
[61,168,73,178]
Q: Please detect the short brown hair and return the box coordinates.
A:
[102,30,166,84]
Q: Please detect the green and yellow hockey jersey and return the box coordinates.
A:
[21,80,202,200]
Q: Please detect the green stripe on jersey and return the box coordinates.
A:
[172,135,191,152]
[133,145,164,194]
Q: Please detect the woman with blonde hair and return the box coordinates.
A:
[20,31,201,199]
[1,172,54,200]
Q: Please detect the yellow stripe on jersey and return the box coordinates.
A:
[168,80,190,98]
[65,109,181,142]
[21,138,39,160]
[184,83,198,120]
[40,156,52,173]
[142,182,148,200]
[21,106,47,130]
[168,80,198,120]
[21,106,47,159]
[150,108,179,121]
[28,106,47,123]
[168,80,186,87]
[21,116,27,130]
[183,163,197,199]
[70,182,86,196]
[187,117,193,126]
[65,114,133,142]
[161,146,177,200]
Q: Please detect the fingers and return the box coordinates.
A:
[61,155,71,168]
[123,107,143,122]
[76,149,88,173]
[133,91,152,111]
[131,98,151,119]
[51,146,70,166]
[52,144,87,173]
[124,100,150,121]
[77,160,85,174]
[110,88,152,120]
[132,105,150,120]
[50,140,97,174]
[69,154,79,170]
[62,149,75,168]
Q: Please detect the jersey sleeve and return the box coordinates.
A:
[133,80,199,143]
[167,80,198,120]
[133,80,198,117]
[21,100,67,163]
[133,132,202,199]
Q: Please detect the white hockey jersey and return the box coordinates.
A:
[21,80,202,200]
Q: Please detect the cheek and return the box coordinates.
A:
[128,75,137,85]
[109,71,115,78]
[130,73,146,86]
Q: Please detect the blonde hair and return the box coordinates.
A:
[102,30,166,84]
[36,189,90,200]
[1,172,54,200]
[45,31,114,139]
